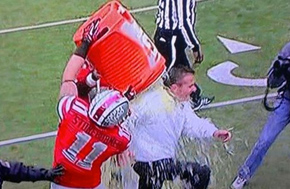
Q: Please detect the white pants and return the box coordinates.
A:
[51,183,105,189]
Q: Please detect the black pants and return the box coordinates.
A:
[133,158,211,189]
[154,28,191,71]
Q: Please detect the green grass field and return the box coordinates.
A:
[0,0,290,188]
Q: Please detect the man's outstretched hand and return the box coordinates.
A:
[213,130,232,143]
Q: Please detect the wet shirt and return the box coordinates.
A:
[126,84,217,162]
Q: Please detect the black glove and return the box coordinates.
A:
[192,45,204,64]
[45,165,64,182]
[74,19,101,58]
[83,19,101,44]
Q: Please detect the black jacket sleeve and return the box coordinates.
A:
[0,160,53,184]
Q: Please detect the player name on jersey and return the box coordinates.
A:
[70,113,126,149]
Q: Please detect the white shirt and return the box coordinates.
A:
[126,83,218,162]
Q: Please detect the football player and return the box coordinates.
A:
[51,87,131,189]
[61,1,166,98]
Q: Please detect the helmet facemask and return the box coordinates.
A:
[88,89,130,127]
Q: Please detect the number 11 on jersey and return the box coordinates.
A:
[62,132,108,170]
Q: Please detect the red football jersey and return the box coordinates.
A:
[53,96,131,188]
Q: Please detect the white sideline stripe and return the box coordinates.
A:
[0,6,157,35]
[0,93,277,147]
[0,131,57,147]
[0,17,88,34]
[202,93,277,109]
[130,5,158,13]
[0,18,88,35]
[0,0,208,35]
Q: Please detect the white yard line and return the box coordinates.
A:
[202,93,276,109]
[0,0,207,35]
[130,5,158,13]
[0,18,88,35]
[0,131,57,147]
[0,5,158,35]
[0,92,276,147]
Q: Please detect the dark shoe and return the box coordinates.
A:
[191,96,215,111]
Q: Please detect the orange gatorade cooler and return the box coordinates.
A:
[73,0,166,94]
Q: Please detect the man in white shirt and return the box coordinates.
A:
[125,65,231,189]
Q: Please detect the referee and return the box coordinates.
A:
[154,0,214,110]
[154,0,203,70]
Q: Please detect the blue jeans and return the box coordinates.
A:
[238,94,290,180]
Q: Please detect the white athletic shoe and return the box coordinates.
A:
[231,176,247,189]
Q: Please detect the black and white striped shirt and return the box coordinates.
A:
[156,0,200,49]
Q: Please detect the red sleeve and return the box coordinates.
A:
[76,62,99,99]
[56,96,76,120]
[76,64,92,85]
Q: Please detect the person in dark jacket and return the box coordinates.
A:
[0,160,63,188]
[231,41,290,189]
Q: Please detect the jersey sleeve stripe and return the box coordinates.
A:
[57,96,76,120]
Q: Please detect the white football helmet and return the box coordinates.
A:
[88,89,130,127]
